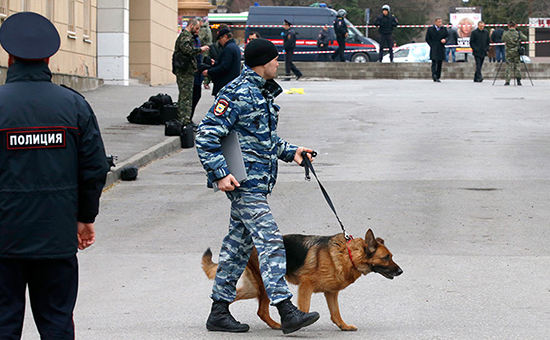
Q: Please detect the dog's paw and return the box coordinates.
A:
[269,322,281,330]
[339,324,358,331]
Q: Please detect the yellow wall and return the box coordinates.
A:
[129,0,178,86]
[0,0,97,77]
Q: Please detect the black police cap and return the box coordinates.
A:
[0,12,61,60]
[284,19,292,26]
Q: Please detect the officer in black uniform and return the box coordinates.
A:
[0,12,109,339]
[282,19,303,80]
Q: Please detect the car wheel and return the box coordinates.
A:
[351,53,369,63]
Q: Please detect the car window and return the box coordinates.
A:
[394,48,409,58]
[410,47,426,58]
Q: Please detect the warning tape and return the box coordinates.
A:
[228,23,550,29]
[282,39,550,54]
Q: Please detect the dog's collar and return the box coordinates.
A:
[346,236,358,270]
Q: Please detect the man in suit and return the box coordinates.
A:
[470,21,490,82]
[425,17,448,82]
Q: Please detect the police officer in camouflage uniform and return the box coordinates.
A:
[502,21,527,86]
[196,38,320,334]
[174,19,209,126]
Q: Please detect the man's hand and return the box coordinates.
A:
[77,222,95,250]
[217,174,240,192]
[202,69,208,76]
[294,147,315,165]
[441,38,447,44]
[200,46,209,53]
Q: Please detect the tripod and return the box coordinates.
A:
[492,57,534,86]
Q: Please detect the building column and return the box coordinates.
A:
[97,0,129,85]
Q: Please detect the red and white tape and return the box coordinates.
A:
[228,23,550,29]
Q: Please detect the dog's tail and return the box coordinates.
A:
[201,248,218,280]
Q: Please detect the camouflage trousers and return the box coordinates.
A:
[211,192,293,305]
[505,55,522,82]
[176,72,194,125]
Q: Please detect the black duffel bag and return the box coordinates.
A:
[165,120,182,136]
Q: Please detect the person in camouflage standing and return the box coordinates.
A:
[502,21,527,86]
[174,19,208,126]
[196,38,320,335]
[198,17,212,52]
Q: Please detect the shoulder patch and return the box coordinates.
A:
[214,98,229,116]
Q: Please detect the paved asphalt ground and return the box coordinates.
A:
[21,77,550,339]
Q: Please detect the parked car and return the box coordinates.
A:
[245,6,380,62]
[382,43,430,63]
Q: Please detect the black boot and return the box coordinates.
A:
[517,78,522,86]
[206,301,249,333]
[276,298,320,334]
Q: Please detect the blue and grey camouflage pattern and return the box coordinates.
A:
[211,192,292,305]
[195,65,298,194]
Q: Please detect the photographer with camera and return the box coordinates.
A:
[502,21,527,86]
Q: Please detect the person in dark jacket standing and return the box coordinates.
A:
[374,5,398,62]
[445,28,458,62]
[469,21,490,82]
[203,27,242,96]
[0,12,109,340]
[332,9,348,62]
[282,19,303,80]
[315,24,330,61]
[491,27,506,62]
[426,17,448,82]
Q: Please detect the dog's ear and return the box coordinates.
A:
[376,237,385,245]
[365,229,378,253]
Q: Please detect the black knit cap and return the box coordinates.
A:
[244,38,279,67]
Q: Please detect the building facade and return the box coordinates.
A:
[0,0,97,78]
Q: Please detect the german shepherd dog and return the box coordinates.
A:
[202,229,402,331]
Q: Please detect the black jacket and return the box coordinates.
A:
[317,29,330,48]
[491,27,505,43]
[374,14,398,34]
[283,28,297,51]
[426,25,449,61]
[470,28,490,57]
[208,39,242,96]
[445,28,458,46]
[0,61,108,259]
[333,16,348,37]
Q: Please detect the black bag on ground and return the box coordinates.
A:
[120,166,138,181]
[160,104,178,123]
[127,106,161,125]
[148,94,172,110]
[165,120,182,136]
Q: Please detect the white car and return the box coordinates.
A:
[382,43,430,63]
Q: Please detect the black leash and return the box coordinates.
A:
[300,151,352,241]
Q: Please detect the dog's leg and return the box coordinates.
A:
[324,291,357,331]
[296,284,314,313]
[247,248,281,329]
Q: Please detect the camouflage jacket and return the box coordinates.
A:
[198,24,212,48]
[502,29,527,56]
[174,29,200,74]
[196,66,298,194]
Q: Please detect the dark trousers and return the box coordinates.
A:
[378,33,394,62]
[191,83,202,121]
[474,56,485,81]
[0,257,78,340]
[332,35,346,61]
[431,60,443,80]
[315,46,329,61]
[284,50,302,78]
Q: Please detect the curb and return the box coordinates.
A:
[104,136,181,188]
